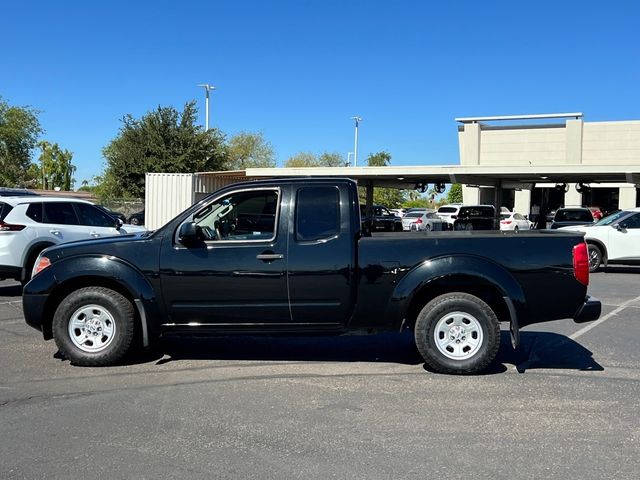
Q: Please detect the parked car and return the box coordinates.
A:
[436,204,463,228]
[128,209,145,226]
[402,211,444,231]
[24,178,600,375]
[360,205,403,231]
[0,196,146,284]
[0,187,38,197]
[389,208,406,218]
[499,211,531,232]
[95,205,127,224]
[453,205,497,231]
[587,206,603,220]
[550,207,594,229]
[559,207,640,271]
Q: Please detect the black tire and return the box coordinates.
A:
[52,287,136,366]
[130,217,140,225]
[514,226,519,233]
[414,292,500,375]
[425,224,432,232]
[587,244,602,273]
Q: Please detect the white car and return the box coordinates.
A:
[559,208,640,272]
[0,196,146,283]
[499,211,531,232]
[436,204,463,228]
[402,211,444,231]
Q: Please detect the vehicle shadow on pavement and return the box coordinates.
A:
[599,266,640,274]
[156,330,425,366]
[495,331,604,373]
[0,283,22,297]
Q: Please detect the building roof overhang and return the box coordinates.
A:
[197,165,640,190]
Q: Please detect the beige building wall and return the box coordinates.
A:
[459,117,640,211]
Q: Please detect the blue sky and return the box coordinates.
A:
[2,0,639,184]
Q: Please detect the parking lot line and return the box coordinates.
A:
[570,294,640,341]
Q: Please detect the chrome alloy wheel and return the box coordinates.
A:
[68,304,116,353]
[588,247,601,269]
[433,311,483,360]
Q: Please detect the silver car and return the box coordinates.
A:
[402,211,444,231]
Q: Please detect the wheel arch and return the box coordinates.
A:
[585,238,608,264]
[392,255,525,332]
[21,241,56,280]
[38,256,159,342]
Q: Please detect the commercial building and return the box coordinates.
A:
[457,113,640,216]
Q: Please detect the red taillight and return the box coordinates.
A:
[0,220,25,231]
[33,257,51,276]
[572,243,589,286]
[501,220,512,224]
[415,218,423,224]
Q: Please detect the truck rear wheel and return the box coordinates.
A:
[52,287,135,366]
[414,292,500,374]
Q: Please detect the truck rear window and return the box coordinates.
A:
[296,187,340,241]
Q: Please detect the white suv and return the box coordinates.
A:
[436,204,464,228]
[0,196,146,283]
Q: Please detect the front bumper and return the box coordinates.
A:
[573,295,601,324]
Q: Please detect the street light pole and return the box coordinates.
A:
[351,116,362,167]
[197,83,216,131]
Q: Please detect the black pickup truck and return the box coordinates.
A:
[23,178,600,374]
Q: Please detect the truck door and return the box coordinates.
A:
[286,184,357,327]
[159,185,291,326]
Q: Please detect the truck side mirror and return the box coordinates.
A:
[178,222,200,244]
[115,218,123,230]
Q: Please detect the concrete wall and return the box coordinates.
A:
[459,117,640,213]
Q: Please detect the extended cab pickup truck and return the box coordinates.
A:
[23,178,601,374]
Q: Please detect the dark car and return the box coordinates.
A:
[0,187,38,197]
[360,205,403,232]
[550,207,594,229]
[128,209,145,226]
[96,205,127,224]
[453,205,497,231]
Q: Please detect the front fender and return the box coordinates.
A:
[24,254,161,342]
[390,254,526,325]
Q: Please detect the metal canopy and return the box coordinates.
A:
[231,165,640,190]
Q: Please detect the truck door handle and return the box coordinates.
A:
[256,253,284,261]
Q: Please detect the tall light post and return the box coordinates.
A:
[351,116,362,167]
[346,152,354,167]
[197,83,216,131]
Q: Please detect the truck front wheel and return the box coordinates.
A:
[52,287,136,366]
[414,293,500,374]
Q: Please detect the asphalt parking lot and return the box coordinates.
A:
[1,271,639,480]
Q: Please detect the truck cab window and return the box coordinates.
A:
[295,186,340,241]
[194,189,279,241]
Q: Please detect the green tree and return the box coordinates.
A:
[0,97,43,187]
[101,101,227,199]
[37,141,76,190]
[447,183,463,203]
[284,151,345,168]
[317,152,344,167]
[366,151,392,167]
[226,131,275,169]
